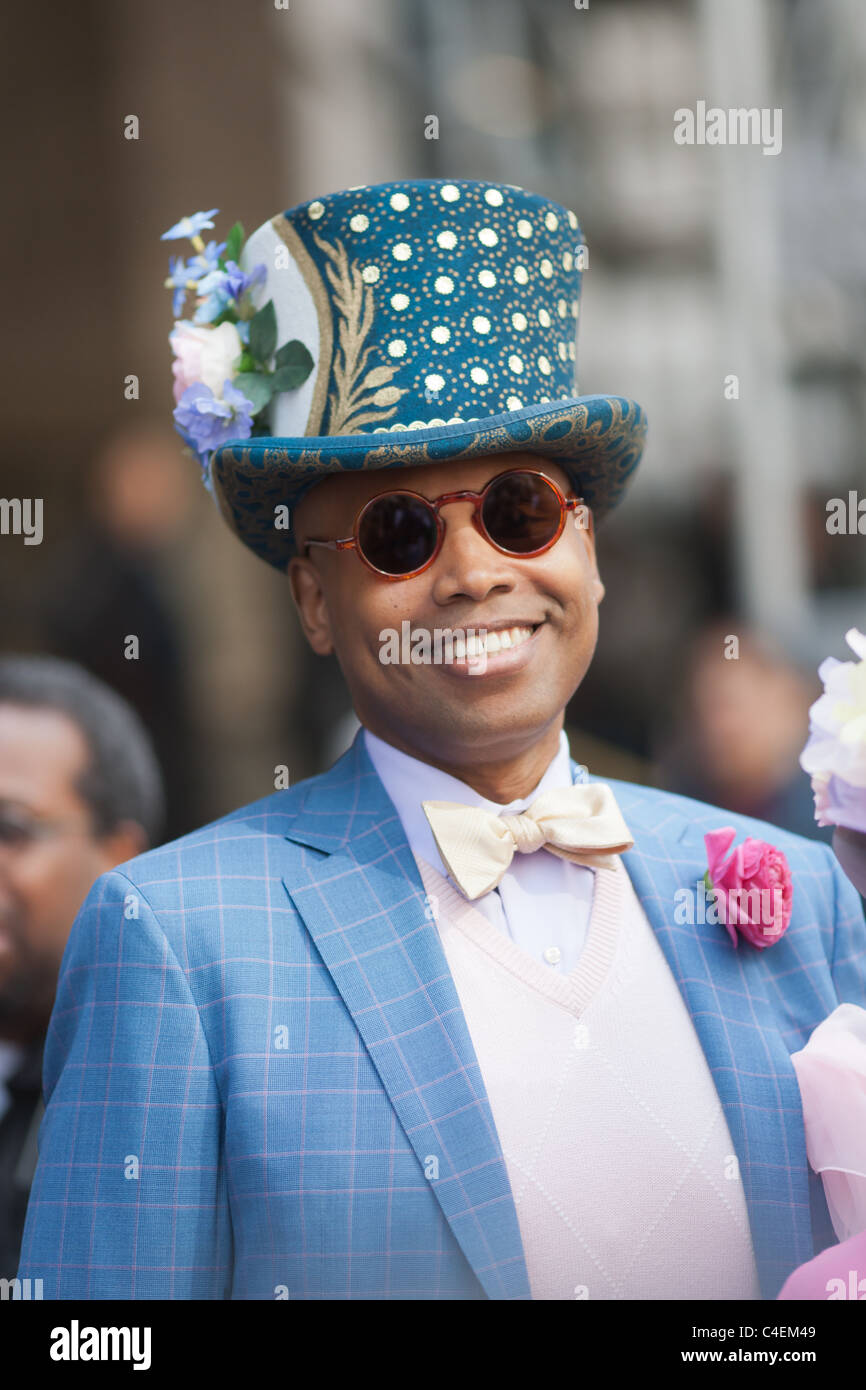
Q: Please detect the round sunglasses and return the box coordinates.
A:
[302,468,584,579]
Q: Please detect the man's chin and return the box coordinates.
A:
[398,697,561,760]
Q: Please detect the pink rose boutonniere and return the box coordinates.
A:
[704,827,794,949]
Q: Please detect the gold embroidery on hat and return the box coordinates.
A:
[312,231,409,433]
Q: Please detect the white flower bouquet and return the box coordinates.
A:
[800,627,866,894]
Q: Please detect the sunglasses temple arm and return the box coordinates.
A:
[303,537,356,554]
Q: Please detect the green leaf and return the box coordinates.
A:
[272,339,314,389]
[249,299,277,363]
[232,372,273,413]
[209,306,239,328]
[238,351,257,373]
[224,220,244,264]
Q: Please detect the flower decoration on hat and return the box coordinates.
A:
[162,208,314,481]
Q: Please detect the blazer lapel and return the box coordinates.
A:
[282,734,531,1300]
[599,772,814,1297]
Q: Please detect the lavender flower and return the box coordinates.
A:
[173,379,255,457]
[165,240,228,316]
[193,260,267,325]
[165,256,192,317]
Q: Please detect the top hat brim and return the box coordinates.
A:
[210,392,646,571]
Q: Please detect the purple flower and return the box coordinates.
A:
[226,259,266,298]
[192,289,232,326]
[165,241,228,316]
[193,260,267,324]
[196,259,265,298]
[186,239,227,278]
[165,256,191,317]
[173,379,255,457]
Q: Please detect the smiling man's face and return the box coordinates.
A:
[289,451,604,788]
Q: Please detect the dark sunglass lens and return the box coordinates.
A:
[358,493,439,575]
[482,473,562,553]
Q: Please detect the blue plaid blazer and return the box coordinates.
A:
[18,730,866,1300]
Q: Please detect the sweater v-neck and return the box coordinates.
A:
[416,853,623,1018]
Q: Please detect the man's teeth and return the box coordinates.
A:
[454,625,535,658]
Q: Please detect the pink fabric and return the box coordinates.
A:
[778,1227,866,1300]
[790,1004,866,1242]
[779,1004,866,1299]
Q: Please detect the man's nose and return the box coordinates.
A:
[429,500,515,600]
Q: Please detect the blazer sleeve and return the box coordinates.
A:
[828,849,866,1007]
[17,868,232,1298]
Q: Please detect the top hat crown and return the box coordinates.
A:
[209,178,646,570]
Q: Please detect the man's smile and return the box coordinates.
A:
[432,619,545,678]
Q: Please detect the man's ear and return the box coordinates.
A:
[96,820,148,872]
[288,556,336,655]
[580,508,605,605]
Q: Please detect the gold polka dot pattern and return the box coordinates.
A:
[282,179,588,432]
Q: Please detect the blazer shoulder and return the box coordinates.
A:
[108,768,334,895]
[598,774,834,867]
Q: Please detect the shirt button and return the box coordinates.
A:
[543,946,561,966]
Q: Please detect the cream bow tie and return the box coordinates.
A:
[421,783,634,900]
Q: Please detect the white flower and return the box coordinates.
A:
[800,629,866,789]
[169,321,243,404]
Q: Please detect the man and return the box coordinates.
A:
[0,655,163,1280]
[19,179,866,1300]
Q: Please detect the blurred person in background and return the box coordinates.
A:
[0,655,164,1280]
[34,424,201,839]
[657,620,829,843]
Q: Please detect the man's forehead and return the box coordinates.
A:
[293,451,571,527]
[0,705,90,807]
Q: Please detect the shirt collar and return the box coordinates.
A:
[363,726,578,877]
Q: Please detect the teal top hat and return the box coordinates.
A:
[167,179,646,571]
